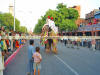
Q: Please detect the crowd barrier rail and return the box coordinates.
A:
[0,36,100,40]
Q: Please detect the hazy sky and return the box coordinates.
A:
[0,0,100,31]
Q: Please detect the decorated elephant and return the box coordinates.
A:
[40,16,58,54]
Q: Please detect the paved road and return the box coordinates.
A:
[4,40,100,75]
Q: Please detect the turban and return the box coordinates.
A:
[48,16,50,19]
[51,17,53,20]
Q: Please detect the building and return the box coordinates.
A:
[69,5,83,27]
[75,18,86,27]
[76,8,100,36]
[94,11,100,19]
[94,9,100,23]
[9,3,14,16]
[85,9,99,25]
[61,7,100,36]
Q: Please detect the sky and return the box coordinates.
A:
[0,0,100,31]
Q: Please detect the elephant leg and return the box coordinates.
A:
[52,43,58,54]
[45,43,50,53]
[48,39,52,51]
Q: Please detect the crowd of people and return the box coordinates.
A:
[61,38,100,50]
[0,26,26,75]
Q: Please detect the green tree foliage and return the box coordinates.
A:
[45,9,62,27]
[15,18,20,32]
[0,13,13,29]
[56,3,66,9]
[34,3,79,34]
[34,18,45,34]
[68,8,79,20]
[0,13,27,33]
[19,26,27,33]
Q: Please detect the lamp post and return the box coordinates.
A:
[14,0,15,31]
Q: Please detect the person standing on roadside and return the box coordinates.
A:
[67,39,70,48]
[0,34,4,75]
[91,39,96,51]
[64,38,67,46]
[77,37,81,49]
[27,40,35,75]
[0,45,4,75]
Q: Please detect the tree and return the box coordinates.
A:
[0,13,13,29]
[68,8,79,20]
[56,3,66,10]
[19,26,27,33]
[45,9,62,27]
[34,18,45,34]
[34,3,79,34]
[0,13,21,31]
[15,18,20,32]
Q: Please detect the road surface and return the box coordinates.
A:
[4,40,100,75]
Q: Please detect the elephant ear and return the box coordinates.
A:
[45,25,49,31]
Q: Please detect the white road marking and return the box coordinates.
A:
[55,55,79,75]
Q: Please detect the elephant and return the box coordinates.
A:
[40,25,58,54]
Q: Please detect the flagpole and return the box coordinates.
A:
[14,0,15,31]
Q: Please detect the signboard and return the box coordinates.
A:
[95,27,100,30]
[78,24,100,31]
[84,27,92,31]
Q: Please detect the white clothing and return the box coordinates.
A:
[53,26,58,34]
[0,71,3,75]
[49,20,58,33]
[46,19,51,25]
[43,18,58,33]
[0,36,1,40]
[0,51,4,71]
[92,44,95,51]
[49,20,55,28]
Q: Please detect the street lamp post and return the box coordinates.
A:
[14,0,15,31]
